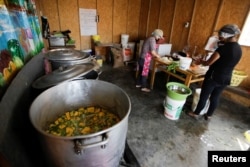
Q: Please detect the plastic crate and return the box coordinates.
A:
[230,70,248,86]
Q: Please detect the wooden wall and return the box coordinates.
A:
[35,0,250,89]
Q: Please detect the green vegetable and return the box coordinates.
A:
[167,62,179,73]
[46,106,120,136]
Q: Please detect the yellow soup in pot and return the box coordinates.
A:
[46,106,120,137]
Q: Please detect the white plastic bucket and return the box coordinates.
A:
[164,82,192,120]
[164,96,186,120]
[121,34,129,48]
[191,88,210,115]
[179,57,192,70]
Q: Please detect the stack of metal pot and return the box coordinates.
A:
[30,48,131,167]
[45,48,92,70]
[32,48,101,90]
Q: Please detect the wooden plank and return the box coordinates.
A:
[211,0,224,34]
[147,0,161,36]
[37,0,60,49]
[236,47,250,87]
[217,0,250,29]
[113,0,128,43]
[38,0,60,31]
[138,0,150,39]
[222,90,250,108]
[158,0,176,43]
[58,0,80,49]
[188,0,220,54]
[97,0,113,43]
[127,0,141,42]
[169,0,177,45]
[171,0,195,52]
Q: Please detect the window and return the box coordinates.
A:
[238,9,250,46]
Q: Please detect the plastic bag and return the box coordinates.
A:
[191,88,210,115]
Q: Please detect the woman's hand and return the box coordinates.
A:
[194,51,220,66]
[193,58,203,65]
[151,50,161,58]
[154,55,160,58]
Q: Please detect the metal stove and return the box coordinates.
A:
[120,141,140,167]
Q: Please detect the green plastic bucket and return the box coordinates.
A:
[166,82,192,101]
[164,82,192,120]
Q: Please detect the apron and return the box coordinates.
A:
[142,52,152,76]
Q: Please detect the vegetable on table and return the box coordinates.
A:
[166,61,179,73]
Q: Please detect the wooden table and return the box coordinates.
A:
[150,57,206,89]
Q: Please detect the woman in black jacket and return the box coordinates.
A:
[188,24,242,120]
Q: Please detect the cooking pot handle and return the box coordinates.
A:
[74,133,109,154]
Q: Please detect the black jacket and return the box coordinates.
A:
[205,42,242,85]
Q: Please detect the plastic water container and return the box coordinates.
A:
[164,96,186,120]
[179,57,192,70]
[121,34,129,48]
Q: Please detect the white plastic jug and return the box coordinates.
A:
[179,57,192,70]
[121,34,129,48]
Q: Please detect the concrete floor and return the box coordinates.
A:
[98,63,250,167]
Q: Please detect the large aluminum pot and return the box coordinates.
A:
[29,80,131,167]
[44,48,92,70]
[32,63,100,90]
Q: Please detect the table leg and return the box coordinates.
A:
[198,80,203,87]
[166,73,170,83]
[185,74,192,87]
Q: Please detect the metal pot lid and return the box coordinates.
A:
[32,64,94,89]
[45,48,89,61]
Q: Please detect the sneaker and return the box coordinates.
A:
[136,85,141,88]
[141,88,151,92]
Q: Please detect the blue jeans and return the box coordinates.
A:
[136,58,148,88]
[194,78,226,116]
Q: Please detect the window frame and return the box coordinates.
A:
[238,8,250,46]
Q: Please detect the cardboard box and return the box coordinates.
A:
[95,46,110,62]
